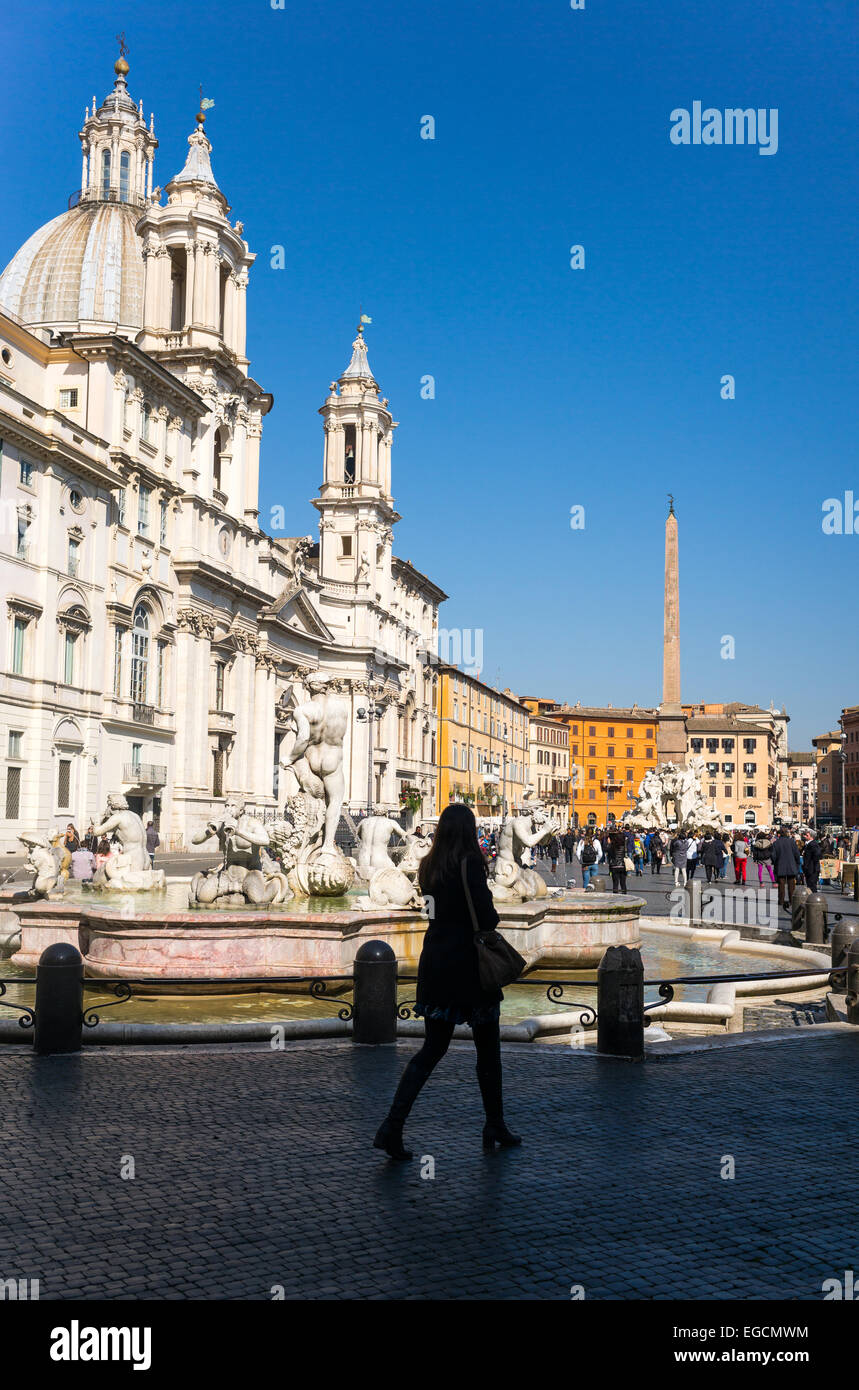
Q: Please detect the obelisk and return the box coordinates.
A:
[657,495,687,764]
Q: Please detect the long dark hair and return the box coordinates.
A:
[418,803,486,894]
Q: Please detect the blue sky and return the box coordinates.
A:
[1,0,856,745]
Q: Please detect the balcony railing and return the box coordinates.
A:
[123,763,167,787]
[132,703,155,725]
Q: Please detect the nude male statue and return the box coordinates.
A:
[91,794,165,888]
[280,678,348,852]
[190,799,287,906]
[354,815,409,878]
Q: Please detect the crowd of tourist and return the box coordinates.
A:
[491,823,855,906]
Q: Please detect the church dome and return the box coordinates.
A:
[0,51,156,339]
[0,200,144,336]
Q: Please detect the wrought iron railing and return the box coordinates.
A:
[0,979,36,1028]
[80,975,355,1027]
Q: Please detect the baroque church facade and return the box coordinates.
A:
[0,54,444,854]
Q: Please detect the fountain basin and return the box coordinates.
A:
[5,890,643,988]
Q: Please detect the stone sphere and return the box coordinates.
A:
[292,848,355,898]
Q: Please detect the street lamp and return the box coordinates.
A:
[356,684,385,813]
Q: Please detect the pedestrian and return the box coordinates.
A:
[607,830,628,895]
[771,827,802,913]
[562,830,575,864]
[650,830,664,875]
[63,823,80,855]
[700,831,725,883]
[632,833,645,876]
[373,803,520,1161]
[95,834,111,870]
[719,833,731,879]
[802,835,822,894]
[753,830,776,885]
[733,834,749,884]
[145,820,160,867]
[576,832,602,888]
[546,833,561,876]
[670,833,691,888]
[70,844,95,881]
[686,834,699,879]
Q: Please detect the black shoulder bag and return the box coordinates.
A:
[461,858,526,991]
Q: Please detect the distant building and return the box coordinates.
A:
[812,731,844,826]
[841,705,859,826]
[518,697,570,829]
[435,668,528,819]
[526,702,658,828]
[786,752,816,825]
[683,702,790,826]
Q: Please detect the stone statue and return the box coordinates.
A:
[18,831,62,899]
[398,831,432,880]
[490,805,559,902]
[354,815,409,878]
[276,677,354,897]
[280,678,347,852]
[626,757,723,833]
[91,795,166,891]
[189,800,292,907]
[354,866,423,912]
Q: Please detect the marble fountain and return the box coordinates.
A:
[1,682,643,992]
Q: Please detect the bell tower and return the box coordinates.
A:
[313,324,399,594]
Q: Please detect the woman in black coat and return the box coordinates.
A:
[373,803,520,1161]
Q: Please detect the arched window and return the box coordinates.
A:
[119,151,130,202]
[213,426,227,493]
[130,605,150,705]
[101,150,111,197]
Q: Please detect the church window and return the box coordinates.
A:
[11,618,27,674]
[63,630,77,685]
[130,605,150,705]
[213,427,226,492]
[219,265,229,338]
[341,535,352,557]
[57,760,71,809]
[344,425,356,483]
[170,249,186,331]
[101,150,111,197]
[113,628,123,696]
[60,388,79,410]
[67,537,80,577]
[159,499,168,546]
[137,485,151,537]
[214,661,225,712]
[119,151,130,202]
[5,765,21,820]
[19,459,34,486]
[156,641,167,706]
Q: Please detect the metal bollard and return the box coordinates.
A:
[846,941,859,1026]
[597,945,644,1060]
[352,939,397,1044]
[805,892,829,945]
[33,943,83,1055]
[830,917,855,995]
[791,885,811,936]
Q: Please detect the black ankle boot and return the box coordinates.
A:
[482,1121,522,1151]
[373,1118,412,1161]
[476,1062,521,1151]
[373,1057,429,1161]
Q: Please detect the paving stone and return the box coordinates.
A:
[0,1034,857,1299]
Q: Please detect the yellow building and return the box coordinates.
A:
[519,696,571,828]
[435,666,528,819]
[526,702,658,827]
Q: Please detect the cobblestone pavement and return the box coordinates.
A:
[1,1033,857,1300]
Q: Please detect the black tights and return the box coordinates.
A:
[412,1015,501,1075]
[388,1015,504,1126]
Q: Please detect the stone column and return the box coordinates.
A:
[657,499,687,765]
[252,657,276,801]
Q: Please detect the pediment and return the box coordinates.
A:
[263,584,334,643]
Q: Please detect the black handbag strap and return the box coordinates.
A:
[461,857,482,935]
